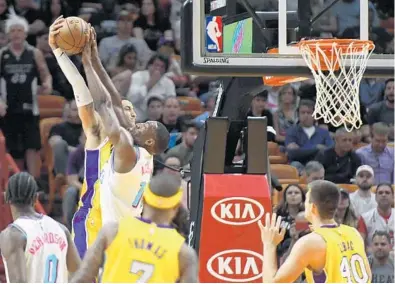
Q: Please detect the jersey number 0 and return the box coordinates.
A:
[340,254,369,283]
[44,254,58,283]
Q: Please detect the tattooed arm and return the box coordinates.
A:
[178,244,199,283]
[70,222,119,283]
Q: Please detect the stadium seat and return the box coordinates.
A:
[337,184,359,193]
[177,97,204,117]
[38,95,66,119]
[268,142,288,164]
[270,164,299,184]
[39,118,64,214]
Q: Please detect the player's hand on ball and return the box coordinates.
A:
[89,27,100,61]
[81,24,92,63]
[258,213,286,247]
[48,16,65,50]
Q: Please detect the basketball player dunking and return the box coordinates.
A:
[71,173,198,283]
[259,180,371,283]
[0,172,81,283]
[49,17,168,258]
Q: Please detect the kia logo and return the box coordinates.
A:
[206,249,264,282]
[210,197,265,226]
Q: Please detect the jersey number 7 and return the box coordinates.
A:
[130,260,154,282]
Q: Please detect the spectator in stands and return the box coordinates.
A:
[350,165,377,217]
[0,0,9,22]
[357,122,394,184]
[194,93,216,127]
[305,161,325,183]
[62,132,85,229]
[367,79,394,141]
[0,14,52,178]
[12,0,47,45]
[273,85,298,144]
[48,99,82,178]
[158,97,183,133]
[108,43,138,78]
[310,0,337,37]
[358,183,394,249]
[274,184,306,259]
[41,0,69,27]
[165,121,199,166]
[146,96,163,122]
[335,189,358,228]
[246,90,273,127]
[126,54,176,121]
[315,128,361,184]
[359,78,385,108]
[133,0,172,51]
[285,99,333,174]
[368,231,394,283]
[99,10,152,70]
[0,24,7,48]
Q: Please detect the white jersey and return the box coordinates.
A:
[3,215,68,283]
[100,146,153,224]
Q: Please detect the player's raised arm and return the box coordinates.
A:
[179,244,199,283]
[0,226,28,282]
[81,35,137,172]
[48,17,100,134]
[58,223,81,275]
[70,222,119,283]
[89,27,134,129]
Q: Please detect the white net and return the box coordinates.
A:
[299,40,375,132]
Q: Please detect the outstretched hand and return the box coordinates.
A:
[48,16,65,50]
[89,27,100,61]
[258,213,286,247]
[81,24,92,64]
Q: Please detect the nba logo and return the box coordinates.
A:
[206,16,223,53]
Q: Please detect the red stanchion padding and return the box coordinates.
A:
[198,174,272,283]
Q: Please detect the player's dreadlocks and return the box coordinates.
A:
[6,172,38,206]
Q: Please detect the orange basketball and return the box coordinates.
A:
[55,17,89,55]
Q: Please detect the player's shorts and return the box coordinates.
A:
[72,206,102,258]
[1,113,41,158]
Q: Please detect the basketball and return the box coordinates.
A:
[55,17,89,55]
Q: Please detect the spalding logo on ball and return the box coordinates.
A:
[55,17,89,55]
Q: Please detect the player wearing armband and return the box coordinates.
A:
[0,173,80,283]
[259,180,371,283]
[70,173,198,283]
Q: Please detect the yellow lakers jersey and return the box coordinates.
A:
[72,138,112,258]
[305,224,371,283]
[102,216,185,283]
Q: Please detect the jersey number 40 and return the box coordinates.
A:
[340,254,370,283]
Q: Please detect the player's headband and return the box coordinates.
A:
[143,184,182,209]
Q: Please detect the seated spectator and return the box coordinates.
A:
[315,128,361,184]
[98,10,152,71]
[126,54,176,121]
[358,183,394,249]
[367,79,394,141]
[273,85,298,144]
[368,231,394,283]
[108,43,138,78]
[48,99,82,177]
[194,93,216,127]
[246,90,273,127]
[62,133,85,230]
[165,121,199,167]
[41,0,69,28]
[357,122,394,184]
[133,0,172,51]
[359,78,385,108]
[146,96,163,122]
[158,97,183,133]
[335,189,358,228]
[310,0,337,37]
[274,184,306,259]
[305,161,325,183]
[285,99,334,174]
[349,165,377,217]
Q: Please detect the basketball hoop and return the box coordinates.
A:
[263,47,309,87]
[298,39,375,131]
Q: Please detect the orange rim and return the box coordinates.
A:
[298,39,375,71]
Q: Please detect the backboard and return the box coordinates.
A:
[181,0,394,77]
